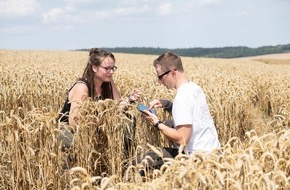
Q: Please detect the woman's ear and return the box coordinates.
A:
[92,64,98,73]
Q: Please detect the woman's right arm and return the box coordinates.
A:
[111,81,121,100]
[68,83,89,127]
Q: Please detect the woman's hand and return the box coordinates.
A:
[128,89,142,102]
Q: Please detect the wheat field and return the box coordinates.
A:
[0,50,289,189]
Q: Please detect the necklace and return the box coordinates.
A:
[94,95,102,101]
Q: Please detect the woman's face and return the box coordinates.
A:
[93,57,116,82]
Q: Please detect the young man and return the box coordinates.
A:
[140,51,220,169]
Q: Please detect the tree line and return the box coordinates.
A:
[76,43,290,58]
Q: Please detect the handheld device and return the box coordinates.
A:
[137,103,156,115]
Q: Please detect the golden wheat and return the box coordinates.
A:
[0,50,289,189]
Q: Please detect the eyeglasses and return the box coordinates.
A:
[158,70,171,81]
[99,65,118,72]
[158,69,176,81]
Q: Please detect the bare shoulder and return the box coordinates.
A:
[72,82,89,91]
[69,82,89,101]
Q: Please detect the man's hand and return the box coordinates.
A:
[143,110,159,126]
[149,99,172,112]
[148,99,163,109]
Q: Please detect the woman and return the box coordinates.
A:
[57,48,141,161]
[58,48,141,127]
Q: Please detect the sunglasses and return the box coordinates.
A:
[158,69,177,81]
[158,70,171,81]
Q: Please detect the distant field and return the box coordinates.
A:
[235,52,290,65]
[237,52,290,60]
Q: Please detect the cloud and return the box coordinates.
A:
[0,0,39,18]
[63,0,95,4]
[0,25,41,35]
[115,5,151,16]
[94,11,111,19]
[238,11,250,17]
[42,8,63,23]
[158,3,172,15]
[41,7,84,24]
[198,0,222,6]
[41,2,154,23]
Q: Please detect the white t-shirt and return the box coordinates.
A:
[173,81,220,154]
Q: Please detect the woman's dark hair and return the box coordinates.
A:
[80,48,115,99]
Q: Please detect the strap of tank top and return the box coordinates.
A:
[67,79,91,96]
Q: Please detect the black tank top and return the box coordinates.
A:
[57,79,90,123]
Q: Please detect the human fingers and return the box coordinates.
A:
[129,92,142,102]
[148,99,162,109]
[133,89,142,94]
[128,89,141,102]
[143,110,159,125]
[130,89,142,95]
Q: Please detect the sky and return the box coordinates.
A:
[0,0,290,50]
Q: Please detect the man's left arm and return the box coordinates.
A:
[157,123,192,146]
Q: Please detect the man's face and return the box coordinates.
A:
[155,66,174,89]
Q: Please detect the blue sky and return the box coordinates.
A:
[0,0,289,50]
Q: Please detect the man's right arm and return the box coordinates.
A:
[159,99,173,113]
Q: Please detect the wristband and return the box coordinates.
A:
[154,121,162,130]
[128,96,135,104]
[160,99,173,112]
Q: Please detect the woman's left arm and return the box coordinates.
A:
[119,89,142,111]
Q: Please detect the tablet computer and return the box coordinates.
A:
[137,103,156,115]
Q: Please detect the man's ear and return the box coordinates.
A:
[172,69,177,76]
